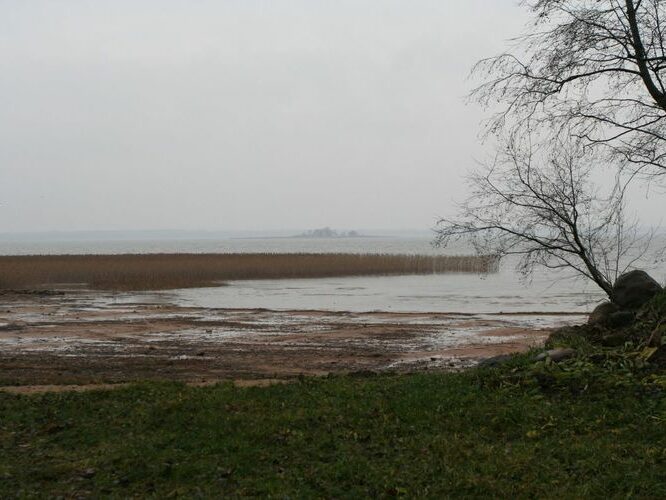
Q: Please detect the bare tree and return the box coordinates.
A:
[474,0,666,177]
[435,133,652,297]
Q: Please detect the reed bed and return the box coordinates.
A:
[0,253,499,291]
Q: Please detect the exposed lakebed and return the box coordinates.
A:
[0,287,583,386]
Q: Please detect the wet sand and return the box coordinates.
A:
[0,290,583,391]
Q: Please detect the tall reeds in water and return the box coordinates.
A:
[0,253,499,291]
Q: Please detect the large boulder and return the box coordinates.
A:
[611,270,662,310]
[607,310,635,328]
[588,301,619,326]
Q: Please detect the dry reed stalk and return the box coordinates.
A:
[0,253,499,291]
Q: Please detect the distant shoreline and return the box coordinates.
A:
[232,235,388,240]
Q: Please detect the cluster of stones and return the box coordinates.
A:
[479,270,663,368]
[589,270,663,329]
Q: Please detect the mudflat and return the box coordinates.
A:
[0,290,581,389]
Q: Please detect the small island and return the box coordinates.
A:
[293,227,363,238]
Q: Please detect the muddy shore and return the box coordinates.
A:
[0,290,583,391]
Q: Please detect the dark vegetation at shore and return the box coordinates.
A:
[0,253,498,291]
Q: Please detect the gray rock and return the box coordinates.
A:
[588,301,620,325]
[606,310,635,328]
[478,354,514,368]
[612,270,662,310]
[535,348,576,363]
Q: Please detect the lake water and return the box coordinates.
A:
[2,235,664,314]
[0,236,442,256]
[170,273,604,314]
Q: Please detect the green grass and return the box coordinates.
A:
[2,367,665,498]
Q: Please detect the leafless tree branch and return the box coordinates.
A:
[473,0,666,178]
[435,133,655,297]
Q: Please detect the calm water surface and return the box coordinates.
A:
[0,237,441,255]
[171,272,605,314]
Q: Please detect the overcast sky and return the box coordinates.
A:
[0,1,661,233]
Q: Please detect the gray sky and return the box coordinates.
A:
[1,1,659,233]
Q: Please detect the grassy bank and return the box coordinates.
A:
[1,363,665,498]
[0,253,498,291]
